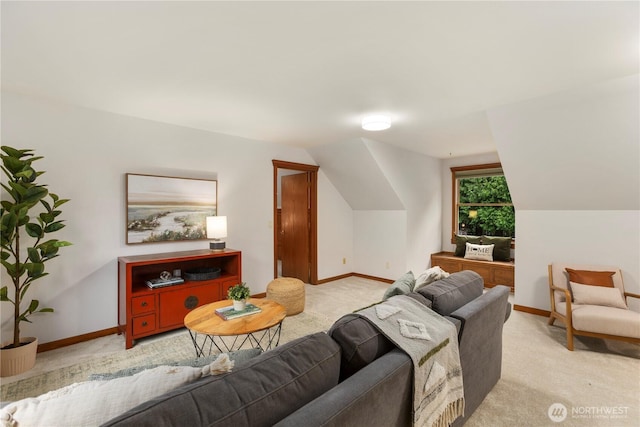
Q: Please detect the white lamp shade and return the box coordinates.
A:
[206,216,227,239]
[362,114,391,131]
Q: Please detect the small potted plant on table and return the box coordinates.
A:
[228,282,251,311]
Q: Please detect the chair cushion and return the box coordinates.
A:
[572,305,640,338]
[570,282,627,309]
[566,268,615,288]
[416,270,483,316]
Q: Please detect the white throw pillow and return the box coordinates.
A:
[570,282,628,309]
[0,355,233,427]
[464,243,494,262]
[414,266,450,290]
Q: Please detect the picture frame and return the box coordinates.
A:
[126,173,217,244]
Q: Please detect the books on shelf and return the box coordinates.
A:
[215,304,262,320]
[146,277,185,289]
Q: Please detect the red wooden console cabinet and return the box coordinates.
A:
[118,249,242,349]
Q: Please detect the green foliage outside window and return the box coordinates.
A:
[457,176,515,238]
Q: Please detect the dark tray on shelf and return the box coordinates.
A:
[184,267,222,281]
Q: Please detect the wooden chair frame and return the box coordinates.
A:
[547,264,640,351]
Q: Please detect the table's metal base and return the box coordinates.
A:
[188,322,283,357]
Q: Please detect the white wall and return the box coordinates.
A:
[364,139,442,273]
[488,75,639,211]
[353,210,407,279]
[487,75,639,310]
[0,92,352,344]
[308,138,444,279]
[516,211,639,311]
[317,171,354,279]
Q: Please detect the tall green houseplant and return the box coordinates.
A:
[0,146,71,349]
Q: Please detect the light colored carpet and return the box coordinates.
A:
[1,276,639,426]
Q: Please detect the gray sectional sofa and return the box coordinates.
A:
[103,271,511,427]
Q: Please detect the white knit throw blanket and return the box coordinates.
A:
[356,296,464,427]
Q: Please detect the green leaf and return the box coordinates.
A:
[1,259,16,276]
[7,181,27,198]
[40,212,55,223]
[39,308,54,313]
[44,221,65,233]
[15,168,35,180]
[1,146,31,158]
[1,212,18,232]
[38,240,60,258]
[0,251,9,260]
[27,247,41,263]
[0,286,8,301]
[2,157,26,175]
[53,198,69,208]
[25,222,43,238]
[54,240,72,247]
[27,299,40,313]
[25,262,45,278]
[17,213,30,227]
[23,186,48,204]
[40,199,52,212]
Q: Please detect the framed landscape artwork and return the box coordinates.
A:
[126,173,217,244]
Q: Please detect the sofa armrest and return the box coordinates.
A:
[449,285,510,426]
[274,349,412,427]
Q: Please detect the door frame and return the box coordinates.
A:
[272,160,319,284]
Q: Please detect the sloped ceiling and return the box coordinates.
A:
[2,1,638,158]
[488,75,639,211]
[307,139,404,210]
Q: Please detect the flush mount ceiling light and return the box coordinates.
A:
[361,114,391,131]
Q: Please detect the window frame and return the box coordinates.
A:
[450,162,515,246]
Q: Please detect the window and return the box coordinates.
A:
[451,163,515,241]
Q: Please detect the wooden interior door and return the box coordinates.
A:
[281,172,309,282]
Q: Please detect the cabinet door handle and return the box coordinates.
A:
[184,296,199,309]
[141,301,148,307]
[142,321,148,327]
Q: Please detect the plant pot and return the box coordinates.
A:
[1,337,38,377]
[233,300,247,311]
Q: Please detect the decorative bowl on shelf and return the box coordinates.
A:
[184,267,221,281]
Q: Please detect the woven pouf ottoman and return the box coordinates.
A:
[266,277,305,316]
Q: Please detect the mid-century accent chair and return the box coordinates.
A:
[548,263,640,351]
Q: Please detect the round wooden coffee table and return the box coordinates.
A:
[184,298,286,357]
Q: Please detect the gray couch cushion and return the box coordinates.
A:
[416,270,483,316]
[329,314,395,380]
[102,332,341,427]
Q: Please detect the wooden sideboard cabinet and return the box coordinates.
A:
[430,251,514,291]
[118,249,242,349]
